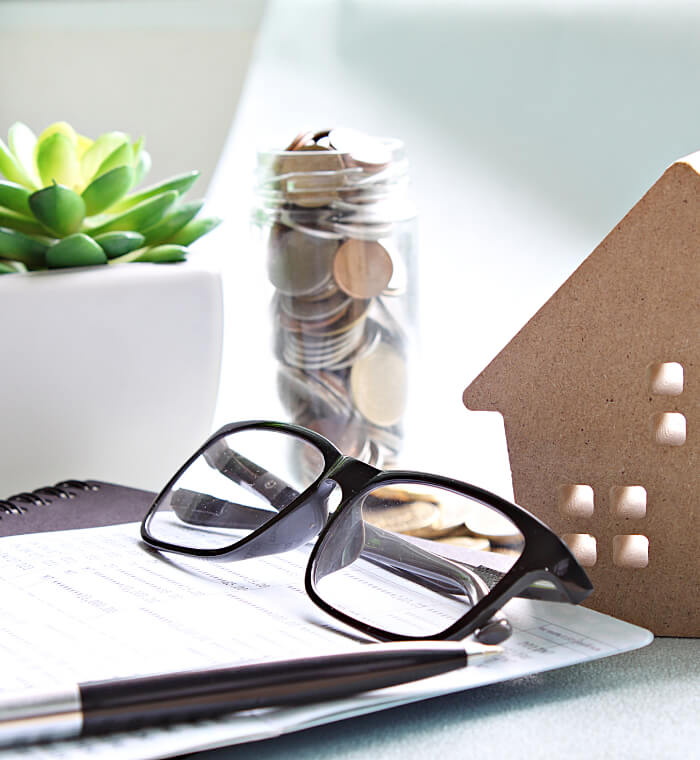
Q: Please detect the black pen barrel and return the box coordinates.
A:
[79,644,468,735]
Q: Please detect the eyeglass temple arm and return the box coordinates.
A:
[168,442,306,530]
[362,526,569,603]
[360,523,485,600]
[203,440,299,511]
[170,488,276,531]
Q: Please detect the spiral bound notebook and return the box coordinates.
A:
[0,480,156,537]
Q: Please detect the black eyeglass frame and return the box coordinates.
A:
[140,420,592,642]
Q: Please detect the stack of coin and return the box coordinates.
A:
[361,485,526,559]
[256,128,416,466]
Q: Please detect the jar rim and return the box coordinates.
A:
[256,136,405,160]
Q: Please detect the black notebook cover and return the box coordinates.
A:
[0,480,156,538]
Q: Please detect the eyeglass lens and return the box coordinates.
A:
[144,428,327,550]
[312,481,525,638]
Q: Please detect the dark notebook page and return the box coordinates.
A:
[0,481,156,538]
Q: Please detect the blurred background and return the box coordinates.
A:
[3,0,699,493]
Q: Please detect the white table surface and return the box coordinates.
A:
[185,638,699,760]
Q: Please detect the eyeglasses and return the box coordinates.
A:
[140,420,592,644]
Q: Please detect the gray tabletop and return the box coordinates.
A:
[184,639,698,760]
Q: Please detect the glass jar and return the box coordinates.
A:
[253,129,417,467]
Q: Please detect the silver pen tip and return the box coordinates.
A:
[465,642,504,660]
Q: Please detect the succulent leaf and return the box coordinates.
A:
[0,208,51,237]
[167,216,221,246]
[82,166,134,216]
[0,260,20,274]
[36,133,82,189]
[29,184,86,236]
[0,137,36,188]
[133,244,188,263]
[76,133,94,159]
[87,189,178,236]
[8,122,41,188]
[93,230,145,258]
[142,200,203,246]
[95,142,134,180]
[80,131,130,185]
[0,227,48,268]
[132,148,152,188]
[0,181,32,217]
[131,136,144,161]
[46,233,107,269]
[112,171,199,213]
[1,123,209,271]
[36,121,78,148]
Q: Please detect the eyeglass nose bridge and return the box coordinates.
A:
[323,455,383,500]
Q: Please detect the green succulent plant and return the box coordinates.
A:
[0,121,221,273]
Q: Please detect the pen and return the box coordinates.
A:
[0,640,501,747]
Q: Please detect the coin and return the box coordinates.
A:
[284,321,378,372]
[279,290,351,322]
[311,369,354,403]
[436,536,491,552]
[294,278,342,302]
[362,500,439,534]
[310,128,332,144]
[284,131,314,151]
[277,365,352,418]
[329,127,393,170]
[379,242,408,296]
[350,340,407,426]
[283,325,365,366]
[275,145,346,208]
[276,304,352,334]
[328,220,395,241]
[490,546,522,558]
[365,422,402,459]
[366,485,440,505]
[267,224,339,296]
[408,500,478,539]
[463,505,523,545]
[333,239,393,299]
[302,297,370,337]
[278,210,344,241]
[304,415,367,458]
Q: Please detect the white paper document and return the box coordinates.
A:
[0,523,652,759]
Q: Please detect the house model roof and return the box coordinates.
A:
[463,153,699,636]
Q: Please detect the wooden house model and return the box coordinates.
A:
[463,153,699,636]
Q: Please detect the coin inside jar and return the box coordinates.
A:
[275,145,346,208]
[304,415,368,459]
[267,224,339,296]
[350,340,407,427]
[279,290,350,322]
[284,130,315,151]
[277,365,352,418]
[302,297,370,336]
[333,239,393,299]
[328,127,393,170]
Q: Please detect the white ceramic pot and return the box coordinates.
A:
[0,262,223,494]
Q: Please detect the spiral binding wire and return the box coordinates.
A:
[0,480,100,518]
